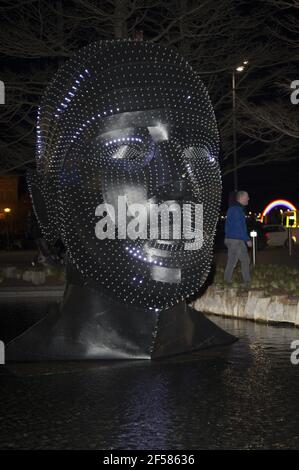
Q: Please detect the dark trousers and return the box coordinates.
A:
[224,238,250,283]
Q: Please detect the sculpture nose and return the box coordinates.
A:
[155,140,193,187]
[155,180,192,202]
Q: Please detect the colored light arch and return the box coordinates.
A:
[261,199,297,222]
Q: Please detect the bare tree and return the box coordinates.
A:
[0,0,298,175]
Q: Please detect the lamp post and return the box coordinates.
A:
[4,207,11,250]
[250,230,257,267]
[232,60,248,192]
[288,216,295,257]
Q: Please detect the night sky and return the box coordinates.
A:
[222,159,299,213]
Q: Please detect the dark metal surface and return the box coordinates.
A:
[6,283,236,361]
[6,40,236,361]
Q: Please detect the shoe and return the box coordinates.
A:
[223,280,232,287]
[240,282,251,291]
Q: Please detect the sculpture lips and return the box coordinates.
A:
[148,199,200,246]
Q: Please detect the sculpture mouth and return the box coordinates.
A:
[145,197,202,250]
[148,238,201,252]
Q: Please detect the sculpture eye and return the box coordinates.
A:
[103,135,145,153]
[99,127,155,168]
[100,127,150,147]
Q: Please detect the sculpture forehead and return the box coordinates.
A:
[37,40,219,176]
[95,110,177,128]
[62,40,195,81]
[90,110,192,141]
[42,40,208,120]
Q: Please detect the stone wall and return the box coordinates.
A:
[192,285,299,326]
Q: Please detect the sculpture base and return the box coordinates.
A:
[6,284,237,362]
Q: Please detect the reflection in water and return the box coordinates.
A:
[1,303,299,449]
[109,370,172,449]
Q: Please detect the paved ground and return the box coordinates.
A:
[215,245,299,268]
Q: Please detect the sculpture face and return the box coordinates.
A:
[32,40,221,310]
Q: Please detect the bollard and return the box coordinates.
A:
[288,227,292,257]
[250,230,257,267]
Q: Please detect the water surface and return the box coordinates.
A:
[0,301,298,449]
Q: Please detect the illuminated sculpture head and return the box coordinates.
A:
[30,40,221,310]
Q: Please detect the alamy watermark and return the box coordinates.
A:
[290,80,299,105]
[0,81,5,104]
[94,196,203,250]
[290,340,299,365]
[0,340,4,365]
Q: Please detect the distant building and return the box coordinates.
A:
[0,175,31,236]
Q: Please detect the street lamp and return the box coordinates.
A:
[250,230,257,267]
[232,60,249,191]
[3,207,12,250]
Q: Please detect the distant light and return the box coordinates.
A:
[243,60,249,65]
[236,66,245,72]
[250,230,257,238]
[4,207,11,213]
[261,199,297,222]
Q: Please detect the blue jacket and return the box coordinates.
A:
[224,202,250,242]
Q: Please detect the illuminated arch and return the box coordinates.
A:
[261,199,297,222]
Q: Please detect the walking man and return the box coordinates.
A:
[224,190,252,286]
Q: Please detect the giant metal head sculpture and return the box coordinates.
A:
[30,40,221,311]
